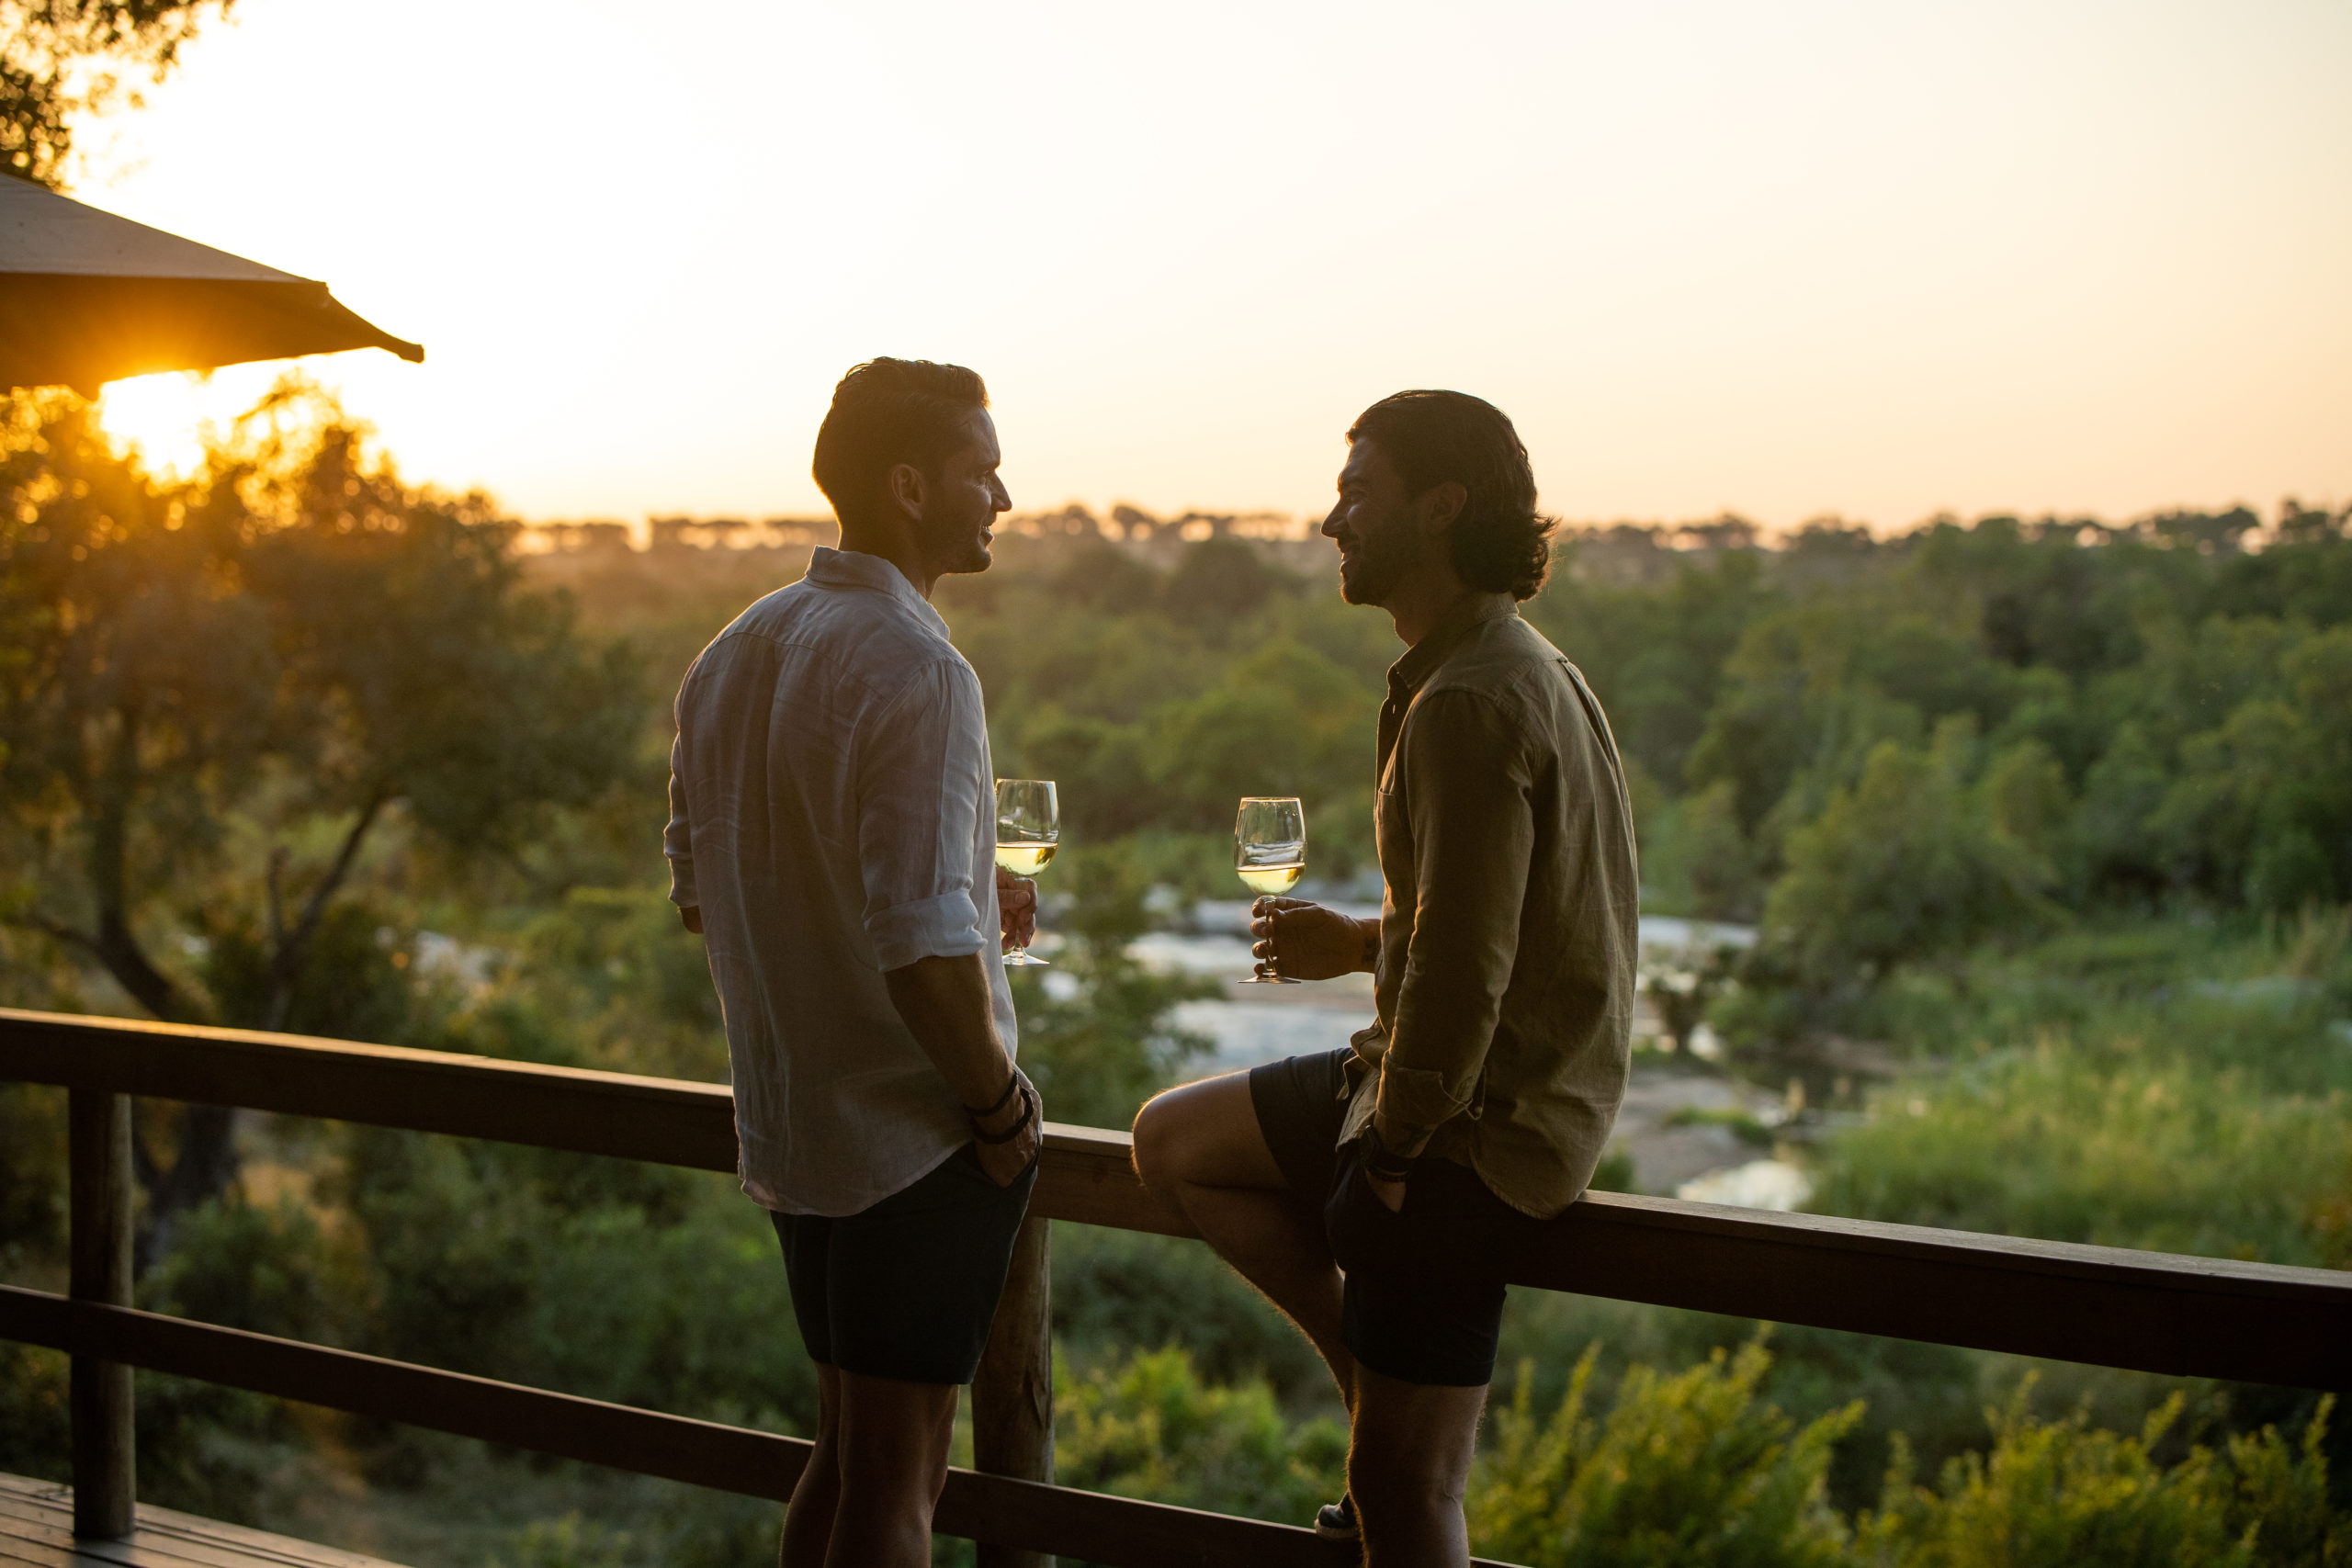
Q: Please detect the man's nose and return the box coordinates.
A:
[1319,508,1343,537]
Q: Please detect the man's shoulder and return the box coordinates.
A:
[1424,614,1573,704]
[701,578,967,697]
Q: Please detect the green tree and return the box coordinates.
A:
[0,386,642,1250]
[1761,721,2058,990]
[1007,844,1216,1129]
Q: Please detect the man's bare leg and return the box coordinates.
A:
[1131,1072,1355,1404]
[808,1369,958,1568]
[1348,1364,1487,1568]
[779,1363,842,1568]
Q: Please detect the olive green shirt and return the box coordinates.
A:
[1339,592,1640,1219]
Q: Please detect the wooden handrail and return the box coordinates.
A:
[5,1006,2346,1387]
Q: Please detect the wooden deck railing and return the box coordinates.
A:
[4,1005,2349,1565]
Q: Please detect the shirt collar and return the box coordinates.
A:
[805,547,951,637]
[1386,592,1518,700]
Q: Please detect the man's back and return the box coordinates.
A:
[666,547,1015,1216]
[1363,603,1639,1214]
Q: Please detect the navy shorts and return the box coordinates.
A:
[770,1144,1037,1385]
[1249,1047,1539,1388]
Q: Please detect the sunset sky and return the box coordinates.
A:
[78,0,2352,533]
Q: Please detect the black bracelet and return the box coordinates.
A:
[973,1077,1036,1145]
[966,1070,1022,1119]
[1360,1124,1417,1182]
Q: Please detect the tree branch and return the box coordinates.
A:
[266,845,289,947]
[5,910,104,957]
[263,790,389,1031]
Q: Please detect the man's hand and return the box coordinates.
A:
[996,864,1037,953]
[679,906,704,935]
[969,1066,1042,1186]
[1250,897,1372,980]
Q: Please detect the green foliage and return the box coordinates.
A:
[1763,720,2061,990]
[486,1513,635,1568]
[1008,843,1217,1129]
[1049,1224,1334,1397]
[1806,908,2352,1264]
[1812,1045,2352,1265]
[1469,1339,1861,1567]
[1855,1388,2346,1568]
[1055,1345,1347,1524]
[0,1082,64,1279]
[0,385,643,1026]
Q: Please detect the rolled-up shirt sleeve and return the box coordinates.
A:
[664,727,697,910]
[1377,689,1537,1138]
[854,659,992,971]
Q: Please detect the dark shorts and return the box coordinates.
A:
[770,1144,1037,1385]
[1250,1047,1539,1388]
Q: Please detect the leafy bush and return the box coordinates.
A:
[1855,1387,2346,1567]
[1809,1034,2352,1265]
[1055,1345,1347,1525]
[1470,1338,1861,1567]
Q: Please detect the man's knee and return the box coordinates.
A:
[834,1373,956,1494]
[1130,1089,1189,1193]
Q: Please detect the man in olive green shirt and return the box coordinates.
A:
[1133,390,1639,1568]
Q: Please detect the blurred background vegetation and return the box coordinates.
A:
[4,382,2350,1563]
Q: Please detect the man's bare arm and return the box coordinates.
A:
[883,952,1040,1183]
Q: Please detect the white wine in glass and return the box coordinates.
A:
[1235,795,1306,984]
[995,778,1058,967]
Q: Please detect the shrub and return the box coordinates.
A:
[1469,1338,1860,1567]
[1054,1345,1347,1525]
[1855,1387,2346,1567]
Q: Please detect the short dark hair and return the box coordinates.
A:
[1346,390,1555,600]
[811,358,989,520]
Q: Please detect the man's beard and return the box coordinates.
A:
[1338,532,1408,605]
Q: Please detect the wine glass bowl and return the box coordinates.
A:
[1235,795,1306,984]
[995,779,1058,967]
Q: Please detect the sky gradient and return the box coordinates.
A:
[77,0,2352,532]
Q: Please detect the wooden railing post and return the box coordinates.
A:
[972,1214,1054,1568]
[68,1087,135,1539]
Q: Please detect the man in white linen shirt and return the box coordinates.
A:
[664,357,1042,1568]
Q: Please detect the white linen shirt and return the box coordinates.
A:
[664,547,1016,1216]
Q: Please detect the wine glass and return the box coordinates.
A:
[995,778,1058,967]
[1235,795,1306,984]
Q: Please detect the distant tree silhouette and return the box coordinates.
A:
[2,1,234,188]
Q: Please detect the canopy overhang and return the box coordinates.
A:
[0,177,422,396]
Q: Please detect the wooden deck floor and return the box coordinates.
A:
[0,1476,405,1568]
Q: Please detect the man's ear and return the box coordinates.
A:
[1418,479,1468,538]
[885,460,926,523]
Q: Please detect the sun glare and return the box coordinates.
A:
[95,366,280,479]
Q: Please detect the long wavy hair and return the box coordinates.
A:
[1347,389,1555,600]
